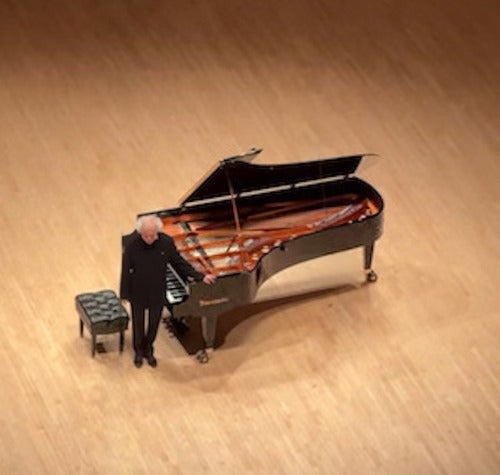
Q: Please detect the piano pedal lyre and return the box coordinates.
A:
[165,315,190,337]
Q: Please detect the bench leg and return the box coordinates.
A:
[91,333,96,357]
[80,319,84,337]
[119,331,124,352]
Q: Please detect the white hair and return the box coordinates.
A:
[136,214,163,233]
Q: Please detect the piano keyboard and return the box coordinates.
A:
[165,263,189,304]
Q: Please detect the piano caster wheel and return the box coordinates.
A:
[366,270,378,283]
[196,349,209,364]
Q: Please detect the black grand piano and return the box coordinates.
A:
[138,148,384,362]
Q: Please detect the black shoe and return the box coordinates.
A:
[134,354,143,368]
[146,354,157,368]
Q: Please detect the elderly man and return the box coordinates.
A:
[120,215,216,368]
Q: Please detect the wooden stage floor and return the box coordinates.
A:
[0,1,498,473]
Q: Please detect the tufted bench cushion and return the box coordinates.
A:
[75,289,129,357]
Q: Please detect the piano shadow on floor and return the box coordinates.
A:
[166,282,361,355]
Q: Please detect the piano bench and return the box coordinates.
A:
[75,290,129,357]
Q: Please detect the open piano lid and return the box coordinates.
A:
[181,148,374,205]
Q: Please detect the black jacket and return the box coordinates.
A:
[120,231,204,307]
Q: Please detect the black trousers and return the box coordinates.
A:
[131,303,163,357]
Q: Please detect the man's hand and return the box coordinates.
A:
[203,273,217,285]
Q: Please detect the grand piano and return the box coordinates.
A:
[139,148,384,362]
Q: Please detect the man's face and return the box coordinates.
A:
[140,221,159,245]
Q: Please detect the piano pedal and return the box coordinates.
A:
[166,316,190,336]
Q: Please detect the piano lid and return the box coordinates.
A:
[181,149,373,205]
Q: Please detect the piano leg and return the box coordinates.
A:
[364,243,378,282]
[197,315,217,363]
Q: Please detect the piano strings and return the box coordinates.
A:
[160,193,380,276]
